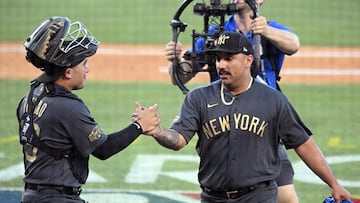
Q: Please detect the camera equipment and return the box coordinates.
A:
[170,0,238,94]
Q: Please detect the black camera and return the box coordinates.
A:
[194,0,238,16]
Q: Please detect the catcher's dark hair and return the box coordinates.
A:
[26,50,66,76]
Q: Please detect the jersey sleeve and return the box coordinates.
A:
[278,97,312,149]
[63,101,107,157]
[170,90,202,143]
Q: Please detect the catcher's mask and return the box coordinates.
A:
[24,16,99,77]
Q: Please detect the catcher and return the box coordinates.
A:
[17,16,159,203]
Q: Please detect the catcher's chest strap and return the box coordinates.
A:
[20,81,73,160]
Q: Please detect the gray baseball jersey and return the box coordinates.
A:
[17,83,107,187]
[170,80,311,190]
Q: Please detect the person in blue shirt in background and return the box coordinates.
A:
[165,0,300,202]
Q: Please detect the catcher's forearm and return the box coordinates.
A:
[153,127,184,151]
[92,123,142,160]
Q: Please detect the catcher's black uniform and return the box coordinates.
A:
[17,82,107,202]
[17,16,145,203]
[171,80,312,202]
[17,82,143,203]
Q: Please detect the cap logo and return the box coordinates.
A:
[217,34,230,45]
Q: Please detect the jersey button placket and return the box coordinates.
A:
[231,98,238,163]
[227,101,238,185]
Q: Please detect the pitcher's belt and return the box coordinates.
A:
[202,180,273,199]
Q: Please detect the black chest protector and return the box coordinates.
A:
[18,80,88,184]
[19,80,81,158]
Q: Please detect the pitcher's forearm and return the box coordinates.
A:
[153,127,185,151]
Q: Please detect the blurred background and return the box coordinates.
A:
[0,0,359,202]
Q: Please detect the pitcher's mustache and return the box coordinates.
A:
[219,69,230,75]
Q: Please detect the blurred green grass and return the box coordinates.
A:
[0,0,359,45]
[0,0,359,201]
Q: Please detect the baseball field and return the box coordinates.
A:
[0,0,359,202]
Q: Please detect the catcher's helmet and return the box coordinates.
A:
[24,16,99,71]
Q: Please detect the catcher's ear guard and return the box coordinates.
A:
[323,196,353,203]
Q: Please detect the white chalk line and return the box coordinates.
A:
[1,46,360,58]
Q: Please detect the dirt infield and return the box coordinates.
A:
[1,42,359,84]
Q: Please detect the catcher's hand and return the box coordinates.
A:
[132,101,160,134]
[165,41,183,61]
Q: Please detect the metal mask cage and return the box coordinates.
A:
[60,21,99,54]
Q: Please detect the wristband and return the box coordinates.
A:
[132,122,143,134]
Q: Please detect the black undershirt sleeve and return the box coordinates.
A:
[92,123,143,160]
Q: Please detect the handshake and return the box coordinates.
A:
[131,101,161,136]
[131,101,186,151]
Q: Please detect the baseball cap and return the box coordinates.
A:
[205,32,253,55]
